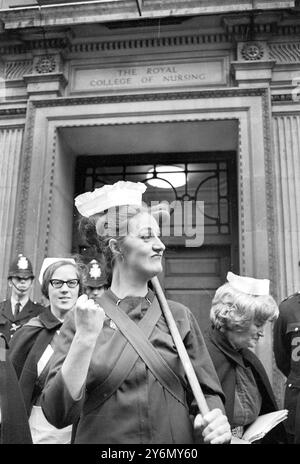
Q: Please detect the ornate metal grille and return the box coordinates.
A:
[74,152,237,258]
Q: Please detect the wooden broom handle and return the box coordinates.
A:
[151,276,210,416]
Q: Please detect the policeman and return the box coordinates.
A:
[83,259,108,299]
[0,254,45,340]
[273,290,300,444]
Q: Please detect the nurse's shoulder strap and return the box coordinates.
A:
[83,294,185,415]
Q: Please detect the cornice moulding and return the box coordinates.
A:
[28,87,267,108]
[2,25,300,57]
[271,93,293,101]
[273,63,300,69]
[231,60,276,69]
[0,107,26,116]
[23,72,67,82]
[0,32,232,55]
[0,1,296,30]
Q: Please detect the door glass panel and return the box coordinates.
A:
[76,158,232,241]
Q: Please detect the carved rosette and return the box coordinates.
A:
[35,55,56,74]
[238,42,267,61]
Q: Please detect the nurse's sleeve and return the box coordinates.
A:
[41,310,86,429]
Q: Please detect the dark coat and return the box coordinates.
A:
[42,290,226,444]
[204,326,287,444]
[0,335,32,444]
[0,298,45,341]
[9,307,62,415]
[273,292,300,442]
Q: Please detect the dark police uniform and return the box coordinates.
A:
[273,291,300,443]
[0,254,45,341]
[0,299,45,341]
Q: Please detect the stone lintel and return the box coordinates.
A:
[232,60,275,85]
[23,73,68,97]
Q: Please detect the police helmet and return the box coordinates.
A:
[8,254,34,279]
[84,259,107,288]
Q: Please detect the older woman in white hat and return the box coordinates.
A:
[9,257,84,444]
[41,181,231,444]
[204,272,287,443]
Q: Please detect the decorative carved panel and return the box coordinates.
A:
[5,60,32,80]
[269,42,300,63]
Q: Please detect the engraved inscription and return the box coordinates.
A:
[72,60,226,93]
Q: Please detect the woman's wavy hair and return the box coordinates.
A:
[41,258,84,299]
[78,203,169,285]
[210,282,279,332]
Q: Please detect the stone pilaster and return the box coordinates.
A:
[271,112,300,407]
[0,125,24,298]
[272,114,300,298]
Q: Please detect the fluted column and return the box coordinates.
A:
[0,127,23,298]
[272,115,300,299]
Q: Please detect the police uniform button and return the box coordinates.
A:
[288,383,292,388]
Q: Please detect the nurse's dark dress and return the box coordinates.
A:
[204,326,287,444]
[42,289,225,444]
[0,335,32,444]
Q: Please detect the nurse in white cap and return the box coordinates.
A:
[42,181,231,444]
[204,272,287,443]
[10,257,83,444]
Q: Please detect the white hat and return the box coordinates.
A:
[39,258,76,285]
[75,181,147,217]
[226,271,270,296]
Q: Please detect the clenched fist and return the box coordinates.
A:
[74,294,106,338]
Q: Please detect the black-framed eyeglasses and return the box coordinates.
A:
[50,279,80,289]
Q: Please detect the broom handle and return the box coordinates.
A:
[151,276,210,416]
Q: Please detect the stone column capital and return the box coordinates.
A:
[231,41,275,86]
[22,52,68,97]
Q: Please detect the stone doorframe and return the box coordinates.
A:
[14,87,277,381]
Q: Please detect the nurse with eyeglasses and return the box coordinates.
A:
[49,279,80,289]
[9,257,83,444]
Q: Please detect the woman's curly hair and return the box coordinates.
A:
[210,282,279,332]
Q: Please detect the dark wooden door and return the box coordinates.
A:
[160,245,231,332]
